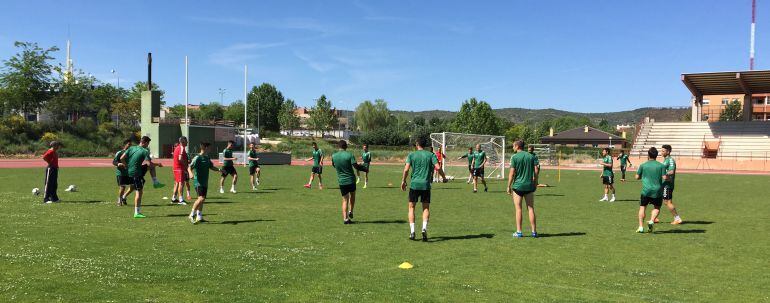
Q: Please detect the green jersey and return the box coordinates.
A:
[602,155,613,177]
[223,148,234,167]
[511,151,536,192]
[190,154,214,188]
[312,149,323,167]
[332,150,357,186]
[530,151,540,168]
[406,150,438,190]
[362,151,372,164]
[473,151,486,168]
[124,145,150,177]
[618,154,629,167]
[637,160,667,198]
[463,152,475,166]
[113,150,128,177]
[662,156,676,189]
[248,150,259,167]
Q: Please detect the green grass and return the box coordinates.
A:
[0,165,768,302]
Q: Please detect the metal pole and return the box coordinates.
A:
[750,0,757,70]
[185,56,189,135]
[244,65,248,165]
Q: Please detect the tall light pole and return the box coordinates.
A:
[218,88,226,104]
[244,65,248,164]
[750,0,757,70]
[185,56,189,133]
[111,69,119,89]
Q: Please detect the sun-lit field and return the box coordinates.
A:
[0,165,768,302]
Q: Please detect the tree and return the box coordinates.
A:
[0,42,59,117]
[353,99,391,132]
[720,101,743,121]
[198,102,225,121]
[46,71,96,122]
[91,83,128,124]
[113,81,165,126]
[247,83,284,132]
[224,100,245,123]
[278,99,300,133]
[452,97,502,135]
[308,95,336,136]
[413,116,425,126]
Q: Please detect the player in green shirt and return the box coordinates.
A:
[356,144,372,188]
[247,143,261,191]
[635,147,667,233]
[599,148,616,202]
[332,140,361,224]
[470,144,488,193]
[401,137,447,241]
[188,142,221,224]
[507,141,539,238]
[617,150,633,181]
[219,140,239,194]
[660,144,683,224]
[457,147,475,184]
[113,139,133,206]
[119,136,160,218]
[304,142,324,190]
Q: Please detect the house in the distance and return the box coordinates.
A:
[540,125,626,148]
[282,107,351,138]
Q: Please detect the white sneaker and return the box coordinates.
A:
[230,189,237,194]
[609,196,616,202]
[256,179,260,185]
[189,215,196,224]
[219,188,224,194]
[599,197,609,202]
[178,201,187,205]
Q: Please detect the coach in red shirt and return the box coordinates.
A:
[42,141,62,203]
[171,136,191,204]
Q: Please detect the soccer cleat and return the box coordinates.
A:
[356,177,360,184]
[599,197,609,202]
[45,200,53,204]
[344,219,352,225]
[319,185,324,190]
[647,221,654,233]
[177,201,187,205]
[531,232,538,238]
[152,181,165,189]
[409,232,416,240]
[230,189,237,194]
[256,179,260,186]
[303,184,311,189]
[484,187,488,192]
[189,215,197,224]
[133,213,146,219]
[252,186,257,191]
[513,231,523,238]
[653,218,660,223]
[636,227,644,233]
[473,189,478,193]
[197,218,207,223]
[609,196,616,202]
[363,183,368,189]
[219,188,225,194]
[671,218,683,225]
[171,198,179,203]
[348,211,354,219]
[186,194,192,201]
[421,230,428,242]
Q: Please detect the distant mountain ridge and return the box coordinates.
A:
[389,107,690,126]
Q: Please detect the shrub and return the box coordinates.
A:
[74,118,97,137]
[41,132,58,142]
[358,127,409,146]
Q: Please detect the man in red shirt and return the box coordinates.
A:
[42,141,62,203]
[171,136,191,204]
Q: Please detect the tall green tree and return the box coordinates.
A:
[278,99,300,133]
[46,71,96,122]
[719,100,743,121]
[0,42,59,117]
[247,83,284,132]
[353,99,391,132]
[452,97,502,135]
[308,95,336,136]
[92,83,128,123]
[198,102,225,121]
[224,100,245,123]
[113,81,165,126]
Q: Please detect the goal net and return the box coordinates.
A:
[430,132,506,179]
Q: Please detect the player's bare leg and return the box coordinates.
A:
[525,193,536,234]
[230,174,238,193]
[472,176,479,192]
[664,200,682,224]
[513,193,523,233]
[341,194,351,223]
[480,175,488,192]
[408,202,417,239]
[348,191,356,218]
[421,203,430,241]
[637,206,646,231]
[317,174,323,190]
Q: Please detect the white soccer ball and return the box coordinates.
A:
[65,185,77,192]
[32,188,40,196]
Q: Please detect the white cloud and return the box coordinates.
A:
[209,42,286,68]
[188,16,340,36]
[293,51,336,72]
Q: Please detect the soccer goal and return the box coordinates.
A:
[430,132,506,180]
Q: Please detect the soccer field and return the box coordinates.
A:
[0,165,768,302]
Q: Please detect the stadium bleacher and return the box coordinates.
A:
[632,122,770,159]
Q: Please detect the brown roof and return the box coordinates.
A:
[682,70,770,96]
[540,126,625,143]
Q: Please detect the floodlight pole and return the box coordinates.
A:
[244,65,248,165]
[185,56,189,139]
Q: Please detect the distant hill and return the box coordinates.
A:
[390,107,690,126]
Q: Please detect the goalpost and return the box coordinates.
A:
[430,132,506,180]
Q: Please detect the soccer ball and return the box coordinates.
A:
[32,188,40,196]
[65,185,77,192]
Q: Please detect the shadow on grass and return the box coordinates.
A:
[537,232,586,238]
[239,191,274,195]
[63,200,102,203]
[612,199,638,202]
[429,233,495,242]
[681,221,714,225]
[165,213,217,217]
[205,201,235,204]
[538,194,565,197]
[217,219,275,225]
[432,187,462,190]
[356,219,406,224]
[655,229,706,234]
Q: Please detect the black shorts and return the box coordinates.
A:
[473,167,485,177]
[353,163,369,173]
[221,166,237,177]
[408,189,431,203]
[513,189,535,197]
[312,166,323,174]
[196,186,208,198]
[339,183,356,196]
[141,164,149,177]
[116,176,131,186]
[662,185,673,200]
[249,165,260,175]
[620,166,627,172]
[640,195,662,208]
[131,176,145,190]
[468,165,473,173]
[602,175,614,185]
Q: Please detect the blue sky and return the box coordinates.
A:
[0,0,765,112]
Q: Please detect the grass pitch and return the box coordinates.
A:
[0,165,768,302]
